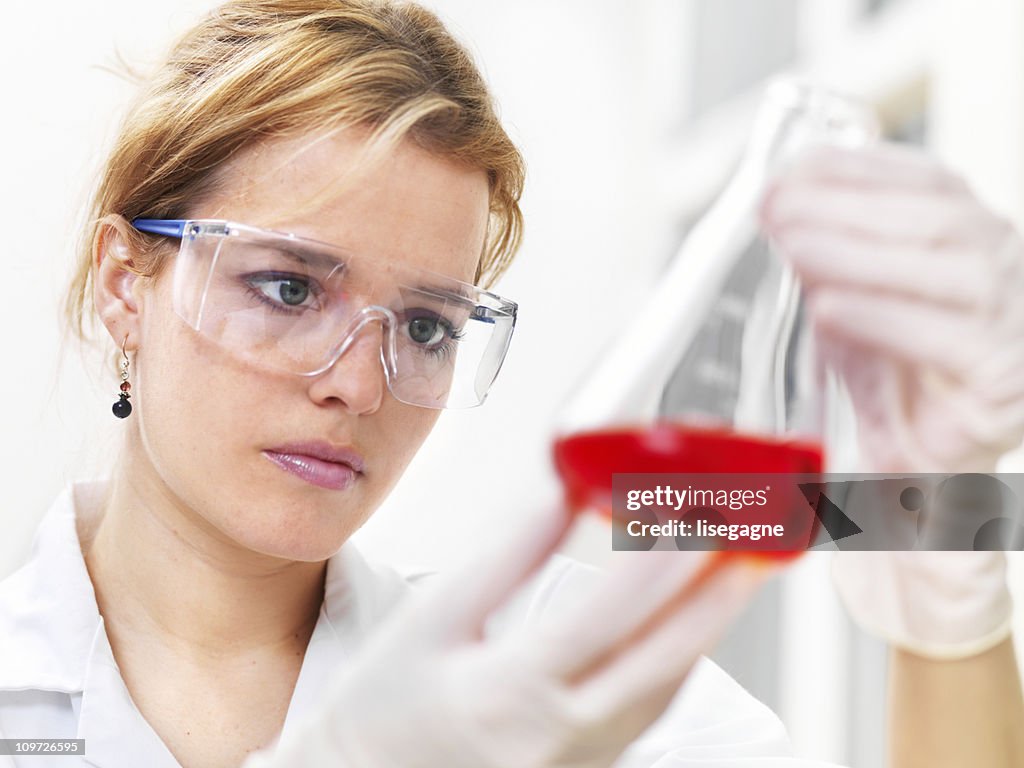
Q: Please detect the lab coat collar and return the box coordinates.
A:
[277,543,420,743]
[0,482,103,692]
[77,615,181,768]
[0,480,419,767]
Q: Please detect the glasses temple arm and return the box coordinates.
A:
[131,219,188,240]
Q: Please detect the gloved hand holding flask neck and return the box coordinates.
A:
[553,79,879,559]
[761,140,1024,475]
[761,129,1024,663]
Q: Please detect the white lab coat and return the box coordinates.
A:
[0,481,844,768]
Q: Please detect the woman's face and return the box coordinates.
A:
[110,131,490,561]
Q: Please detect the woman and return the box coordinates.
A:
[0,2,833,767]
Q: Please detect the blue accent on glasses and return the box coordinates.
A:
[132,219,189,238]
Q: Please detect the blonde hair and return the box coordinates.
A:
[66,0,525,338]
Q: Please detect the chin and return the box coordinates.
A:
[219,504,357,563]
[244,528,349,563]
[222,457,371,545]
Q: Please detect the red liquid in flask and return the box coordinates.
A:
[552,423,824,561]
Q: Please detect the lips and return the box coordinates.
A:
[262,441,365,491]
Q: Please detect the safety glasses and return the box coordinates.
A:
[131,219,517,409]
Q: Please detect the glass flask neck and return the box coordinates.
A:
[555,79,879,439]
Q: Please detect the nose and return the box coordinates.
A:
[306,320,387,414]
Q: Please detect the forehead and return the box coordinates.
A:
[193,128,490,284]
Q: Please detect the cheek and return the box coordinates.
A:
[132,273,321,491]
[371,402,442,480]
[134,300,256,489]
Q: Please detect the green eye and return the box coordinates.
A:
[277,279,309,306]
[408,317,444,345]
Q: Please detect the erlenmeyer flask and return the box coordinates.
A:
[553,79,879,533]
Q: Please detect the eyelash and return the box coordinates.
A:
[419,321,467,361]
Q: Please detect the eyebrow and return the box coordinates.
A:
[262,241,350,275]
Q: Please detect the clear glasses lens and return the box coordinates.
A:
[171,222,516,409]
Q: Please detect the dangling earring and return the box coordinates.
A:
[112,335,132,419]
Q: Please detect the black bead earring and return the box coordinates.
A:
[112,335,132,419]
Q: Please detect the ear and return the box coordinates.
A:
[92,214,144,350]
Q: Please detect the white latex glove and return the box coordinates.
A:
[760,142,1018,658]
[761,141,1024,474]
[243,509,775,768]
